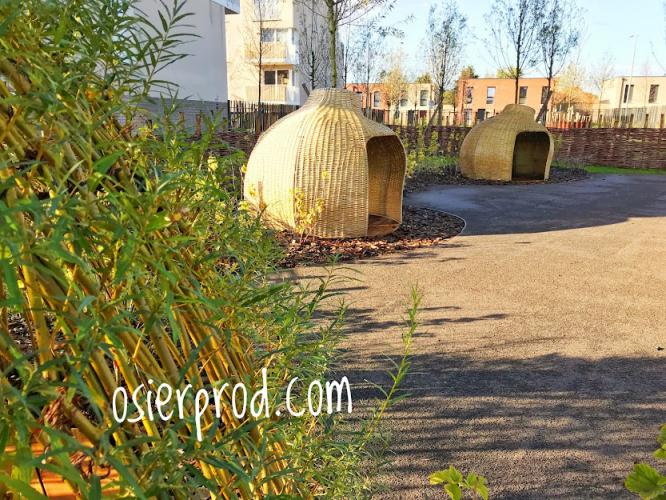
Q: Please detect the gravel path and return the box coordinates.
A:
[283,174,666,498]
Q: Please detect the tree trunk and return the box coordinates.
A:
[365,47,370,115]
[327,1,337,88]
[258,35,263,133]
[310,50,316,90]
[514,73,519,105]
[545,76,552,124]
[437,85,444,127]
[537,77,553,124]
[514,36,521,104]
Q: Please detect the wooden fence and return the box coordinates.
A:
[217,126,666,170]
[551,128,666,169]
[227,100,299,133]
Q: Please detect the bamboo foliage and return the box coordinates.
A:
[0,1,352,497]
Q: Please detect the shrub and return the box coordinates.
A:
[430,466,489,500]
[0,1,413,497]
[625,424,666,499]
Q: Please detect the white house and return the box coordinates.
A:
[596,75,666,128]
[135,0,240,123]
[225,0,336,106]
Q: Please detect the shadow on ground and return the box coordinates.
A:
[336,349,665,499]
[407,174,666,236]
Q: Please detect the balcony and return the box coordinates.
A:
[245,85,299,105]
[246,42,289,62]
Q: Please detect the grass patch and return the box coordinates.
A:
[556,163,666,176]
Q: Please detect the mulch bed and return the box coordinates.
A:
[405,165,589,193]
[278,206,465,268]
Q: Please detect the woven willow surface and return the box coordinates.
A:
[460,104,555,182]
[244,89,406,239]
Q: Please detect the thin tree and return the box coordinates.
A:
[423,0,467,127]
[349,19,399,115]
[589,53,615,126]
[453,65,477,124]
[243,0,281,131]
[487,0,544,104]
[536,0,581,123]
[650,0,666,72]
[297,0,330,92]
[297,0,396,87]
[340,24,353,86]
[552,60,586,121]
[381,53,408,123]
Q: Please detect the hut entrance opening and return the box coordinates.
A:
[512,132,551,180]
[366,136,405,237]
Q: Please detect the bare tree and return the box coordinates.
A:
[536,0,581,122]
[589,53,615,126]
[340,24,353,87]
[454,65,478,124]
[650,0,666,72]
[242,0,282,129]
[552,60,586,119]
[381,52,408,123]
[348,18,399,114]
[355,27,385,114]
[297,0,397,86]
[487,0,544,104]
[496,67,523,79]
[423,0,467,127]
[297,0,330,91]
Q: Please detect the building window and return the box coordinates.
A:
[476,109,486,122]
[541,86,549,104]
[264,70,276,85]
[260,28,289,43]
[255,0,279,19]
[623,84,634,103]
[275,29,289,42]
[373,91,381,108]
[263,70,289,85]
[486,87,495,105]
[519,86,528,104]
[465,87,473,104]
[649,85,659,104]
[400,98,409,108]
[419,89,429,107]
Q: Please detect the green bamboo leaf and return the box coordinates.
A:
[104,455,147,500]
[146,212,171,232]
[89,475,102,500]
[0,258,21,306]
[0,423,8,455]
[93,151,123,175]
[0,474,48,500]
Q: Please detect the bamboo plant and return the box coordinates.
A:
[0,0,343,497]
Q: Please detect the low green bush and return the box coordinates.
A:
[625,425,666,499]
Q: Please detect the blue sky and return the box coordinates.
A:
[381,0,666,83]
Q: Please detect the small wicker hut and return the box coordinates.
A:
[460,104,554,182]
[244,89,406,239]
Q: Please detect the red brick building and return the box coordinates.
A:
[456,77,551,126]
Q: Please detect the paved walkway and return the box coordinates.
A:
[289,174,666,498]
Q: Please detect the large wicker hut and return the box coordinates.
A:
[244,89,406,239]
[460,104,554,181]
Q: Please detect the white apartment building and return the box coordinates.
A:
[135,0,240,123]
[596,76,666,128]
[226,0,334,106]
